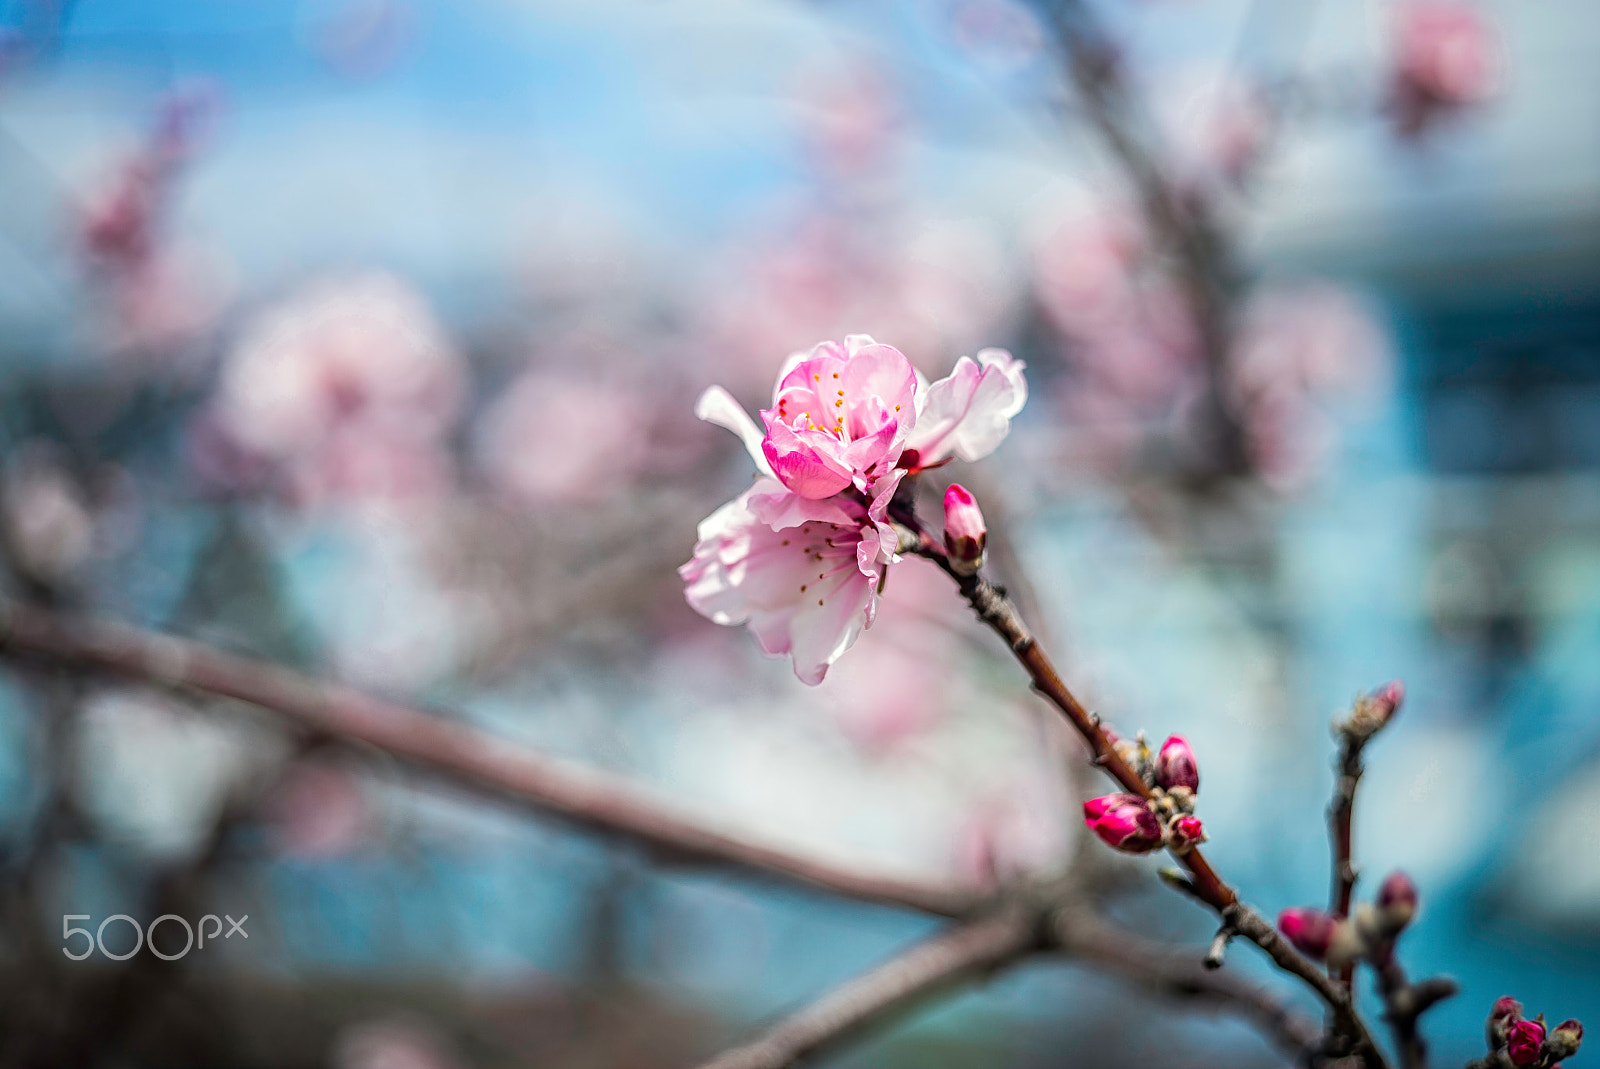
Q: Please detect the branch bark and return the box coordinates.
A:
[692,904,1041,1069]
[0,598,978,918]
[893,519,1388,1068]
[1330,729,1369,992]
[1055,910,1323,1063]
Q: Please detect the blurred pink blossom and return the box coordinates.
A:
[813,561,957,751]
[204,273,464,507]
[261,757,371,859]
[699,215,1013,394]
[796,59,904,183]
[80,83,227,358]
[947,0,1045,74]
[1154,70,1275,191]
[1229,283,1391,489]
[1391,2,1502,137]
[475,370,651,508]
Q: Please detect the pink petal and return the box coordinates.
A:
[695,385,773,476]
[904,349,1027,466]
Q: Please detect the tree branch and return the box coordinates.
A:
[0,598,979,918]
[692,904,1041,1069]
[1374,954,1458,1069]
[1330,728,1369,991]
[1055,910,1323,1064]
[893,520,1387,1068]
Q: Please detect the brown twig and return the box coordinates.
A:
[0,598,978,918]
[1374,954,1458,1069]
[1330,728,1369,991]
[893,516,1387,1068]
[692,904,1042,1069]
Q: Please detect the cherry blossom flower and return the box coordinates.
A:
[901,348,1027,470]
[760,335,918,499]
[679,476,898,685]
[686,335,1026,682]
[697,334,1027,496]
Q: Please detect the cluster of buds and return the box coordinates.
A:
[1334,679,1405,744]
[1485,998,1583,1068]
[1277,871,1419,968]
[942,483,986,575]
[1082,734,1205,855]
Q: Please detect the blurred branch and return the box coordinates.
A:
[1374,955,1458,1069]
[1041,0,1250,479]
[0,598,979,918]
[692,904,1042,1069]
[1054,910,1323,1063]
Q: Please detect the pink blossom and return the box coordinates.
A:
[476,370,650,508]
[1155,734,1200,794]
[680,477,898,685]
[1277,906,1338,960]
[1392,2,1500,135]
[761,336,918,498]
[1167,814,1206,852]
[698,335,1027,498]
[1376,870,1419,932]
[1082,793,1163,853]
[205,273,463,506]
[902,348,1027,470]
[1506,1019,1545,1066]
[942,483,986,571]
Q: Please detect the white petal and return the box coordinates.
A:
[694,385,774,476]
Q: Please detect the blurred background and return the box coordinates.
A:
[0,0,1597,1065]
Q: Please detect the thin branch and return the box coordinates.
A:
[1330,727,1369,992]
[893,518,1388,1068]
[1055,910,1323,1064]
[692,904,1041,1069]
[1043,0,1250,479]
[0,598,979,918]
[1374,954,1458,1069]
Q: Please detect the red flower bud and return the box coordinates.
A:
[1547,1019,1584,1060]
[1376,870,1418,933]
[1506,1019,1546,1066]
[1082,793,1163,854]
[1167,814,1206,852]
[1491,997,1524,1022]
[942,484,986,574]
[1277,907,1338,960]
[1488,997,1524,1048]
[1155,734,1200,793]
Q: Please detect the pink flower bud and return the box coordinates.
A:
[1166,814,1206,852]
[1277,907,1339,961]
[1506,1019,1545,1066]
[943,483,986,574]
[1082,793,1163,854]
[1488,997,1524,1048]
[1376,870,1418,933]
[1155,734,1200,793]
[1491,997,1524,1022]
[1548,1020,1584,1060]
[1343,679,1405,741]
